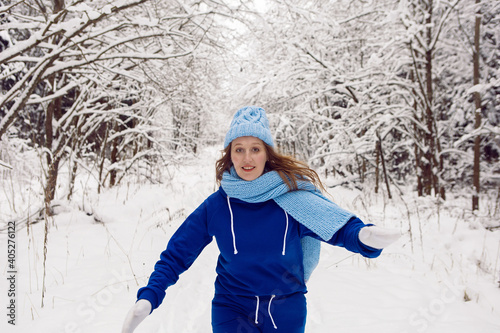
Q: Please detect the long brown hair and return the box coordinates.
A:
[215,142,326,192]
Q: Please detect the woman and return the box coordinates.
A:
[122,106,400,332]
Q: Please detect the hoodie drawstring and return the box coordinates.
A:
[282,211,288,256]
[254,296,260,324]
[227,196,238,254]
[268,295,277,329]
[254,295,278,329]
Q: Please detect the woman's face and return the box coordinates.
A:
[230,136,268,181]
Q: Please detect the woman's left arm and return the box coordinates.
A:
[301,217,400,258]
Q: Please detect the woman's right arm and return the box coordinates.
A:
[123,200,214,331]
[138,200,213,309]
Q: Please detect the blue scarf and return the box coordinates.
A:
[221,167,354,281]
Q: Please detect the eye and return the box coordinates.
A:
[252,147,260,152]
[235,148,243,153]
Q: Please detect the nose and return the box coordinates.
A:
[243,151,252,162]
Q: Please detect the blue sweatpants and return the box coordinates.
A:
[211,292,307,333]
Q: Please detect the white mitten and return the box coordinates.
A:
[358,226,401,249]
[122,299,152,333]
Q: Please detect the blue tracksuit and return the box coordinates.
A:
[137,187,381,332]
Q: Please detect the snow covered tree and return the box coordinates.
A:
[0,0,242,205]
[233,0,414,189]
[394,0,466,199]
[231,0,499,200]
[449,0,500,209]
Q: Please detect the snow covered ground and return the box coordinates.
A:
[1,145,500,332]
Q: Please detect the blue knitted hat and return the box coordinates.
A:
[224,106,274,148]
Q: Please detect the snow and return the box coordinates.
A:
[1,146,500,333]
[467,84,488,95]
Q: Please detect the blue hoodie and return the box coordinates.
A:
[137,187,381,311]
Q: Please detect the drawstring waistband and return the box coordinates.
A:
[268,295,277,329]
[226,196,288,257]
[254,295,278,329]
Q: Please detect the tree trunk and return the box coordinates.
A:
[409,70,423,196]
[472,0,482,210]
[109,121,119,187]
[376,132,392,199]
[98,122,109,194]
[44,94,62,203]
[42,0,66,206]
[419,0,445,200]
[67,114,82,201]
[423,0,435,197]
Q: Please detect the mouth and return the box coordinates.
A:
[242,166,255,172]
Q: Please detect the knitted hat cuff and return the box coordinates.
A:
[224,123,274,148]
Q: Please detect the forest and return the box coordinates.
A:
[1,0,499,209]
[0,0,499,332]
